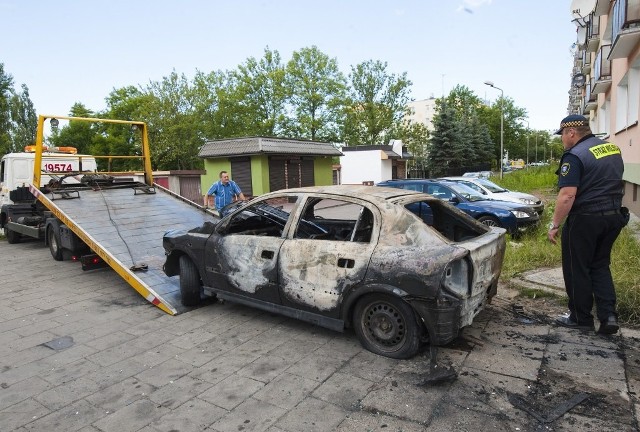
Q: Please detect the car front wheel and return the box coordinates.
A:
[353,294,423,359]
[477,215,501,228]
[179,255,202,306]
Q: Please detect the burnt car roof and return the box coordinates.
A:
[264,184,421,201]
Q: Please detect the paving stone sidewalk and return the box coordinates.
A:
[0,238,638,431]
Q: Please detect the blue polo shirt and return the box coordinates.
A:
[207,180,242,210]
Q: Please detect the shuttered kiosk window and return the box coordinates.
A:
[230,157,252,197]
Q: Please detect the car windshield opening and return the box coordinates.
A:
[476,178,508,193]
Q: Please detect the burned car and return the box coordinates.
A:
[163,185,506,359]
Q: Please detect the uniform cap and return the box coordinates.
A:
[555,114,589,135]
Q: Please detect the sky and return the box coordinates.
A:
[1,0,579,132]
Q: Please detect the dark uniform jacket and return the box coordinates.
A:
[557,134,624,214]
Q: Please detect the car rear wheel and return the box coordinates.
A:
[477,215,501,228]
[5,226,21,244]
[353,294,423,359]
[179,255,202,306]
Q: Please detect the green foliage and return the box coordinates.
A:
[0,63,13,155]
[10,46,535,175]
[611,222,640,324]
[9,84,37,150]
[427,102,465,176]
[492,165,558,194]
[342,60,412,145]
[477,94,527,165]
[0,63,37,154]
[232,47,288,137]
[398,121,429,168]
[49,103,96,153]
[285,46,347,141]
[435,85,484,121]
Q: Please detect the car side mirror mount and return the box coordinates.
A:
[449,196,460,204]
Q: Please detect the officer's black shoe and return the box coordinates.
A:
[555,315,594,330]
[598,316,619,335]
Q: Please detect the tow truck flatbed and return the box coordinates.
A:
[29,182,217,314]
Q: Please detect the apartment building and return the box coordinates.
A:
[406,97,438,130]
[568,0,640,216]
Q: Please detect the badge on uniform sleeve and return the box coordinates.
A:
[560,162,570,176]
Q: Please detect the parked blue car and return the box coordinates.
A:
[376,179,539,235]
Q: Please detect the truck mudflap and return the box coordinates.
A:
[28,183,217,315]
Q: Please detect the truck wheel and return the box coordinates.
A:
[353,293,423,359]
[179,255,202,306]
[5,227,21,244]
[48,226,63,261]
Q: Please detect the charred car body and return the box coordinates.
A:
[163,185,507,359]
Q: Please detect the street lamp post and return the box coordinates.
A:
[524,120,530,169]
[484,81,504,179]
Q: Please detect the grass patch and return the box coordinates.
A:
[516,286,563,300]
[493,166,558,194]
[611,222,640,325]
[494,169,640,325]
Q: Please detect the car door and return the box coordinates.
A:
[278,196,379,318]
[205,195,298,304]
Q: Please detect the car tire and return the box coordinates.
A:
[5,226,21,244]
[179,255,202,306]
[48,225,63,261]
[477,215,501,228]
[353,293,423,359]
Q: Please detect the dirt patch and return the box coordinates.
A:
[518,367,634,428]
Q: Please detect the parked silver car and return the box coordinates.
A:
[163,185,507,359]
[441,177,544,215]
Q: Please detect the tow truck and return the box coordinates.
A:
[0,115,217,314]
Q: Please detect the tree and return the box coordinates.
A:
[48,103,97,155]
[469,115,495,167]
[436,85,484,123]
[232,47,288,136]
[285,46,347,141]
[1,64,38,154]
[342,60,412,145]
[397,121,430,176]
[9,84,37,151]
[0,63,15,155]
[427,101,466,177]
[142,71,206,170]
[478,95,527,164]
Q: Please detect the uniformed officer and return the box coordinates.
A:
[548,114,627,334]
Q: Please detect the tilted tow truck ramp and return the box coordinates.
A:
[30,182,217,315]
[21,115,219,316]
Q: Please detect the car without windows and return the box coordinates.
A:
[163,185,507,359]
[376,179,540,236]
[441,176,544,215]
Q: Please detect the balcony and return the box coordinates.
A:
[593,44,612,93]
[587,13,601,52]
[610,0,640,59]
[582,50,592,74]
[583,81,598,114]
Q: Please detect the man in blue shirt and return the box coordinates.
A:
[206,171,246,211]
